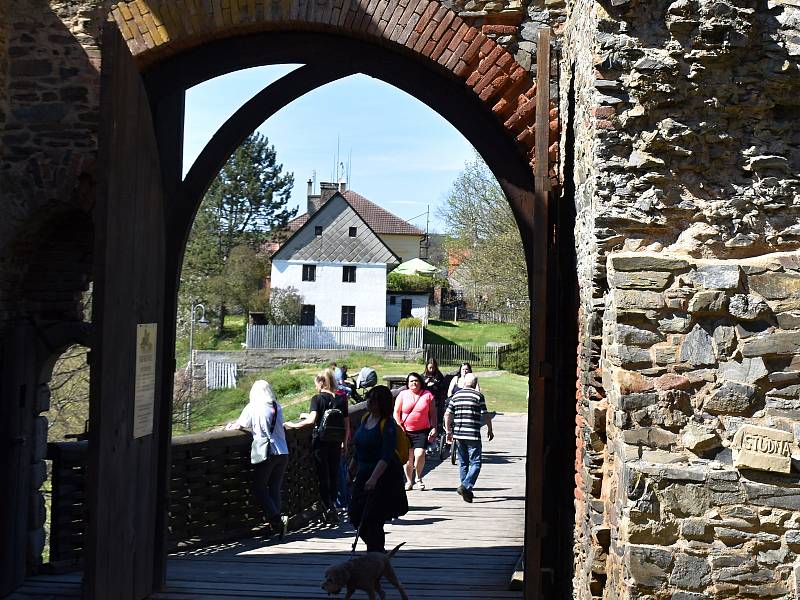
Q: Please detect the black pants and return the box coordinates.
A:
[349,483,386,553]
[349,461,408,553]
[253,453,288,520]
[313,441,341,511]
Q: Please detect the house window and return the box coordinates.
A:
[342,265,356,283]
[315,226,323,236]
[401,298,413,319]
[302,264,316,281]
[341,306,356,327]
[389,296,396,305]
[300,305,315,326]
[349,227,357,237]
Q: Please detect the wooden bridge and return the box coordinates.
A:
[10,413,526,599]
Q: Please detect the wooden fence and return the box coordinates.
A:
[436,307,519,323]
[424,343,502,369]
[246,324,423,350]
[205,360,237,390]
[45,404,367,565]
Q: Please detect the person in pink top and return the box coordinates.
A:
[393,372,437,491]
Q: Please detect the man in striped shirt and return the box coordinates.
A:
[444,373,494,503]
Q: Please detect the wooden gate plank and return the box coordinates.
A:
[86,23,166,600]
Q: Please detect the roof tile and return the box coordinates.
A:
[287,190,424,236]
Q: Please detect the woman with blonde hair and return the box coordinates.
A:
[286,368,349,524]
[226,380,289,539]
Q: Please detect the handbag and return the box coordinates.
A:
[250,400,278,465]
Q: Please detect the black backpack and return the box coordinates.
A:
[316,395,346,443]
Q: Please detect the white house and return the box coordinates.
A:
[270,193,401,328]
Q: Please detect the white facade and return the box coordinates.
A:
[386,292,430,326]
[271,260,387,328]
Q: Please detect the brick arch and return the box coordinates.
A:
[109,0,549,171]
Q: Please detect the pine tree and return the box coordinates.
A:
[181,133,296,331]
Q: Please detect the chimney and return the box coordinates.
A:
[307,178,322,216]
[338,179,347,193]
[319,181,339,204]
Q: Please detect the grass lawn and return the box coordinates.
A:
[424,319,517,346]
[175,314,248,368]
[478,371,529,414]
[178,351,528,435]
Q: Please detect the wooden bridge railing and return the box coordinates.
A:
[46,403,367,566]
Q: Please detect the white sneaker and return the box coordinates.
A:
[417,479,426,491]
[405,481,414,491]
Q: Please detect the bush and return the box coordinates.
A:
[398,317,423,328]
[499,343,529,375]
[499,325,529,375]
[387,272,447,293]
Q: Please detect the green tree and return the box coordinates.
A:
[181,133,296,331]
[212,244,270,314]
[268,287,303,324]
[436,152,528,316]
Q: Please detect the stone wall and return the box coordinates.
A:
[0,0,104,327]
[600,251,800,598]
[560,0,800,597]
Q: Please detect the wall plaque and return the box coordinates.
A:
[733,425,793,474]
[133,323,157,439]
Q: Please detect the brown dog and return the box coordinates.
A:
[320,542,408,600]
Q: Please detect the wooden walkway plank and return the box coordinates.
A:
[11,413,527,599]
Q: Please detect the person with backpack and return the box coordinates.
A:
[349,385,409,553]
[393,372,437,491]
[225,380,290,540]
[285,369,349,524]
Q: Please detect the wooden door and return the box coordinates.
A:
[86,24,167,600]
[0,324,36,595]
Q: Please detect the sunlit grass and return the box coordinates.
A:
[179,351,528,435]
[424,319,517,346]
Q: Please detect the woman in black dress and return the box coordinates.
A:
[349,385,408,553]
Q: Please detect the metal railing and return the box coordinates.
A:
[246,324,423,350]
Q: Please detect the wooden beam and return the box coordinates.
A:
[524,26,551,600]
[172,64,355,259]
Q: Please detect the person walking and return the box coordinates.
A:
[349,385,408,552]
[444,373,494,502]
[226,380,290,539]
[393,372,437,491]
[285,369,349,524]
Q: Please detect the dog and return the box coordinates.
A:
[321,542,408,600]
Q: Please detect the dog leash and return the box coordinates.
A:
[351,491,374,554]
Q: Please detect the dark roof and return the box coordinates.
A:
[287,190,423,236]
[272,194,400,265]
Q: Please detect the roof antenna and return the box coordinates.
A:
[347,149,352,190]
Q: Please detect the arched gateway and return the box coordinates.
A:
[6,1,800,599]
[4,3,566,600]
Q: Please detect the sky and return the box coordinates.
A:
[183,65,478,233]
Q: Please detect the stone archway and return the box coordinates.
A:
[88,3,565,599]
[110,0,555,173]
